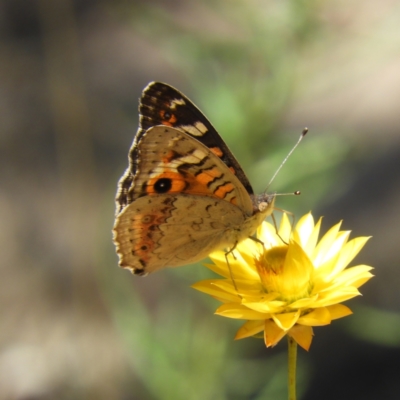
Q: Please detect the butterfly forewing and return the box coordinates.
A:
[129,126,255,211]
[137,82,254,194]
[113,82,276,275]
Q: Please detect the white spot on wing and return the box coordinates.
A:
[194,121,208,134]
[181,124,202,136]
[169,98,186,109]
[150,147,207,174]
[171,149,207,166]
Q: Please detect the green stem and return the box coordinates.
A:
[288,336,297,400]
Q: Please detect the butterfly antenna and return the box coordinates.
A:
[264,127,308,193]
[273,190,301,196]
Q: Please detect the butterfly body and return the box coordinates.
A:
[113,82,275,275]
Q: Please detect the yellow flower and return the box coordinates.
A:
[192,213,373,350]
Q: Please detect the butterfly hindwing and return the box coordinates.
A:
[113,193,248,275]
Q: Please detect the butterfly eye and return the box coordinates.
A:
[154,177,173,193]
[147,172,186,194]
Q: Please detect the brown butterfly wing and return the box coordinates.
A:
[116,82,254,214]
[113,126,257,275]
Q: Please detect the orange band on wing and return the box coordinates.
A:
[209,147,223,158]
[195,166,223,186]
[214,182,235,199]
[145,168,236,200]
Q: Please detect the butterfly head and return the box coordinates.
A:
[253,193,276,215]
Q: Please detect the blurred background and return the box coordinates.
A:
[1,0,400,399]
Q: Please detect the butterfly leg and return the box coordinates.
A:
[225,242,238,260]
[273,206,296,230]
[225,242,242,299]
[270,212,291,245]
[249,236,264,246]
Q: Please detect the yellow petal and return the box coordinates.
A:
[204,257,230,278]
[289,325,313,351]
[329,237,371,276]
[236,239,263,274]
[235,320,265,339]
[258,221,280,248]
[304,216,322,256]
[335,265,374,287]
[288,295,319,309]
[272,311,301,330]
[206,252,239,277]
[314,287,361,307]
[313,239,371,284]
[326,304,353,320]
[313,264,372,295]
[208,250,260,280]
[348,273,374,289]
[312,253,339,283]
[297,307,331,326]
[321,231,350,269]
[243,292,280,302]
[191,280,240,303]
[312,232,350,279]
[292,212,315,249]
[264,319,287,347]
[211,279,264,298]
[216,303,269,320]
[242,299,286,314]
[279,241,313,296]
[312,221,342,266]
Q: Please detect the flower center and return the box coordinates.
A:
[255,244,312,302]
[262,246,288,274]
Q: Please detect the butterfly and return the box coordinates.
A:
[113,82,275,276]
